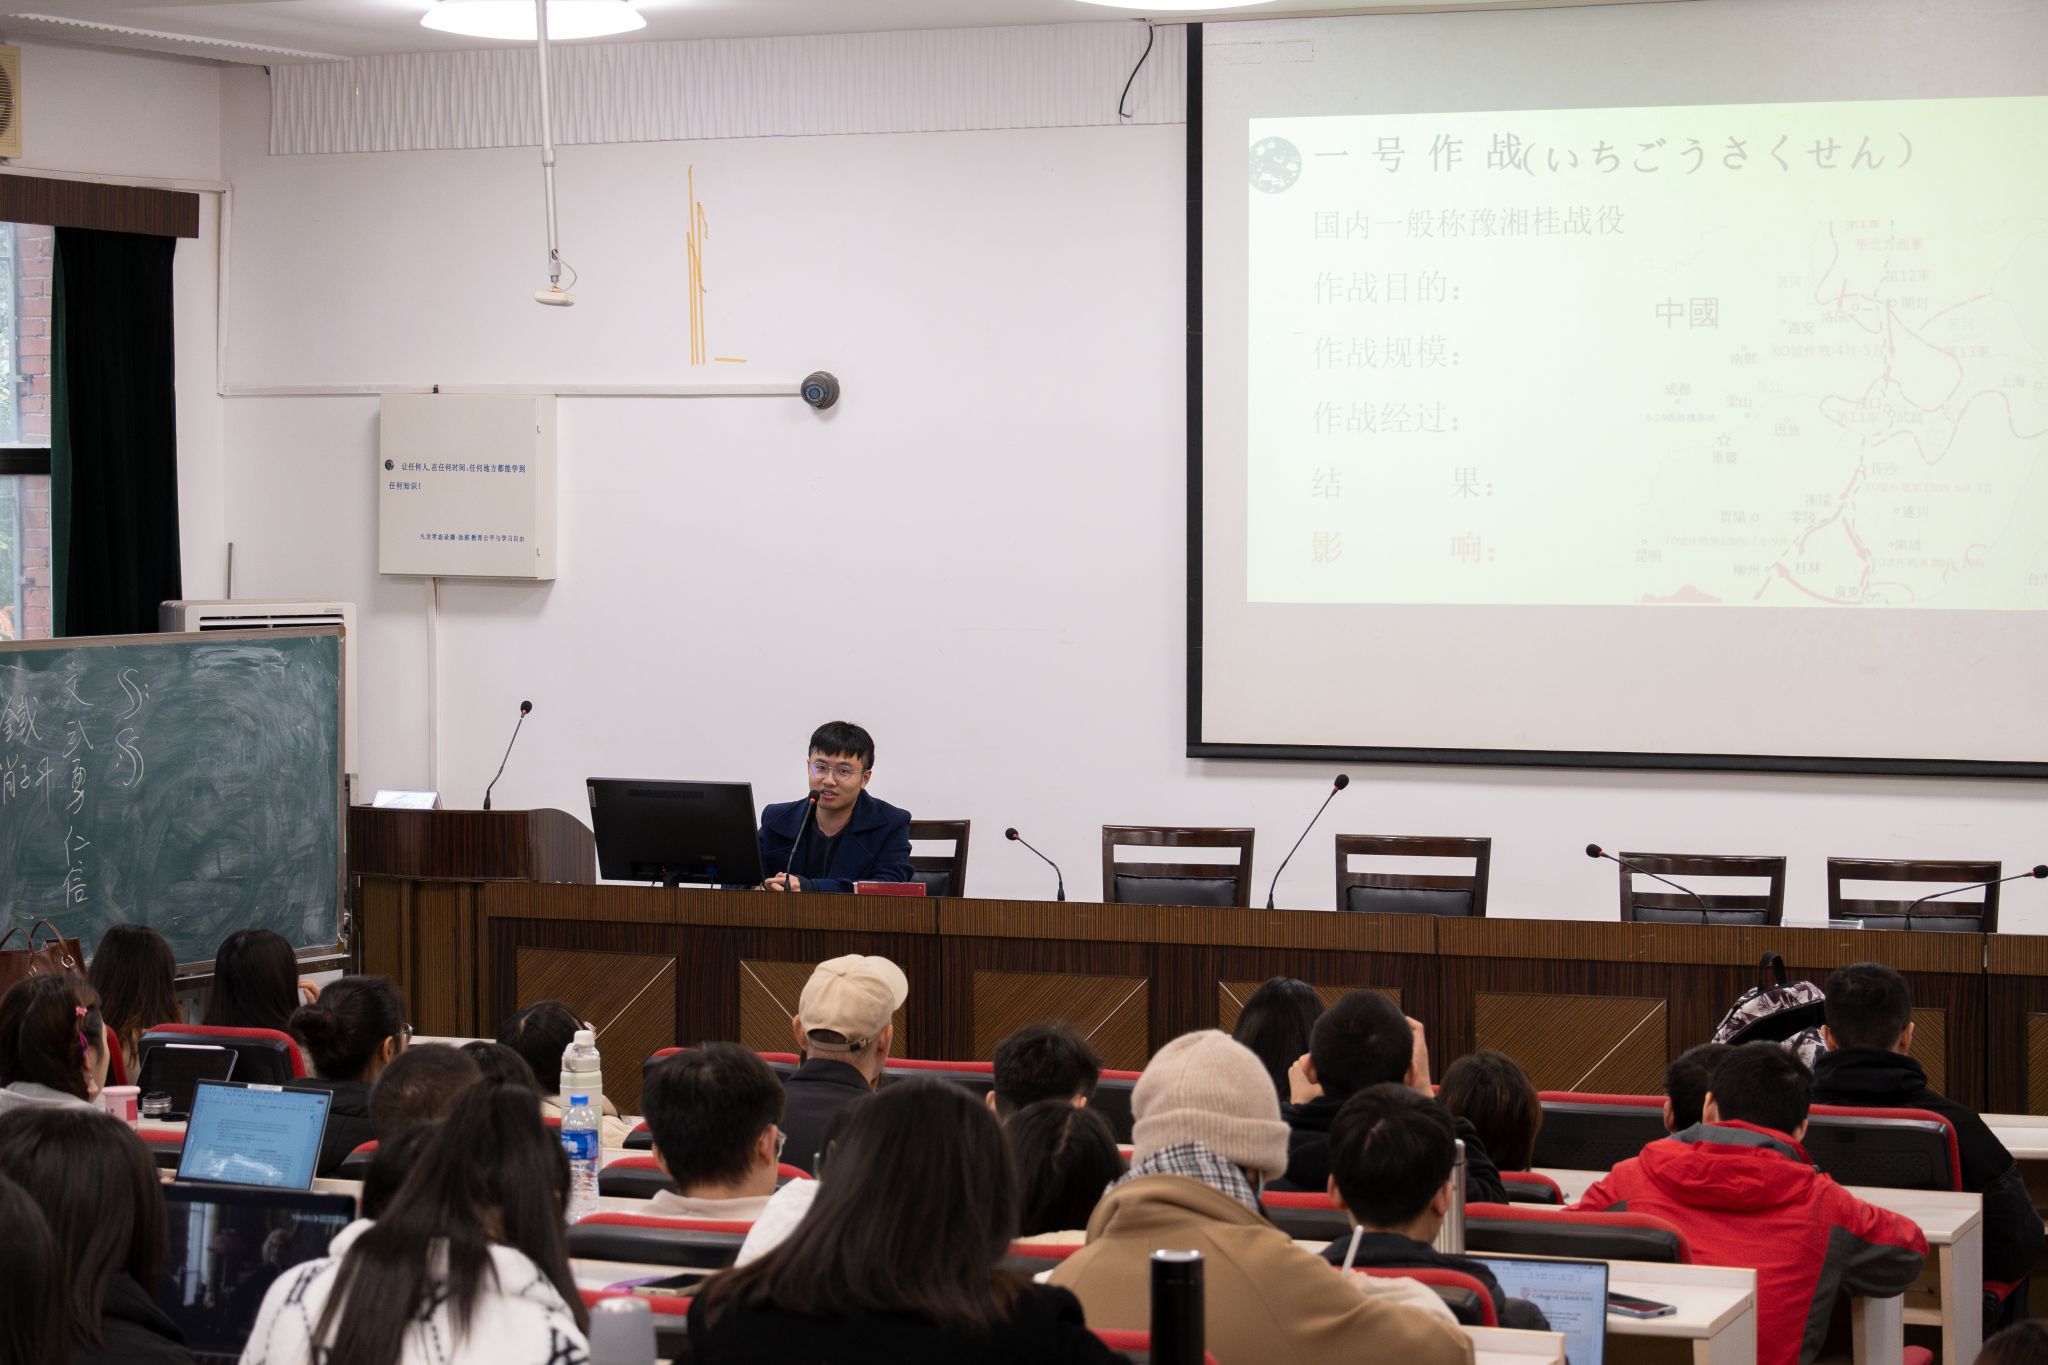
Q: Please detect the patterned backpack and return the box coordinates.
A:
[1712,952,1829,1069]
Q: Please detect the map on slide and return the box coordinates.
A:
[1244,97,2048,608]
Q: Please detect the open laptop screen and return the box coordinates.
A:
[157,1184,356,1355]
[176,1081,333,1190]
[1472,1254,1609,1365]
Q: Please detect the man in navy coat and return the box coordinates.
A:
[758,721,914,893]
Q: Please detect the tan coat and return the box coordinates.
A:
[1050,1175,1475,1365]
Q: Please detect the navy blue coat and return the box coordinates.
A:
[757,790,914,894]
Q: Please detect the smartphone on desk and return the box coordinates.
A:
[1607,1290,1676,1319]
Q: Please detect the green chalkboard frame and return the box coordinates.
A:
[0,624,347,971]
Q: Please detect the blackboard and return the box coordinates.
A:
[0,627,343,967]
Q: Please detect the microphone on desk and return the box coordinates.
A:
[481,700,533,812]
[780,792,820,891]
[1904,864,2048,914]
[1266,774,1351,910]
[1586,843,1711,917]
[1005,828,1066,901]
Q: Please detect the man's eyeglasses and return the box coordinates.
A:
[808,760,866,781]
[774,1128,788,1163]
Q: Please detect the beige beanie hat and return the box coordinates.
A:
[1131,1029,1292,1182]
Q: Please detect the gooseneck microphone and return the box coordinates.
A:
[1906,863,2048,913]
[1586,843,1710,916]
[781,792,820,890]
[1266,774,1351,910]
[481,700,533,812]
[1005,827,1066,901]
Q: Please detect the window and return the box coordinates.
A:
[0,221,52,641]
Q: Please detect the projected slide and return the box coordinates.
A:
[1245,97,2048,609]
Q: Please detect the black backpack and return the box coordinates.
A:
[1712,952,1828,1067]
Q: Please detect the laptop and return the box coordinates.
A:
[1472,1254,1609,1365]
[157,1183,357,1365]
[136,1043,238,1121]
[176,1081,333,1191]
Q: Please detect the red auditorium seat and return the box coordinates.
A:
[1352,1266,1497,1327]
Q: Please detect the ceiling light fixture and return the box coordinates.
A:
[421,0,645,42]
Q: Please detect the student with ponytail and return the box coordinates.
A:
[0,972,110,1115]
[288,975,408,1176]
[240,1083,589,1365]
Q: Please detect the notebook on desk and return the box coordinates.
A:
[1472,1254,1608,1365]
[157,1182,357,1364]
[176,1081,333,1191]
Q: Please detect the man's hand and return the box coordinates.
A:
[762,873,802,891]
[1407,1016,1433,1095]
[1288,1052,1323,1106]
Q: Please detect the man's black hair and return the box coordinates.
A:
[809,721,875,769]
[991,1025,1102,1118]
[368,1043,483,1140]
[1708,1041,1812,1137]
[1824,962,1913,1052]
[642,1043,786,1191]
[1309,990,1412,1099]
[1664,1042,1736,1132]
[1327,1083,1456,1229]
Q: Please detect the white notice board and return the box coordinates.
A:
[378,393,558,580]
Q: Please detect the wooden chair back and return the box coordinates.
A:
[1333,834,1491,917]
[1100,826,1255,907]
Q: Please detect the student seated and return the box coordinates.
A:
[1575,1042,1926,1365]
[689,1079,1124,1364]
[290,975,409,1177]
[990,1024,1101,1119]
[495,1000,634,1148]
[1049,1030,1473,1365]
[780,955,908,1175]
[1978,1321,2048,1365]
[368,1043,482,1140]
[87,923,181,1082]
[243,1083,589,1365]
[203,928,314,1034]
[1664,1042,1735,1132]
[360,1122,439,1221]
[0,1107,194,1365]
[1812,962,2045,1285]
[641,1043,786,1221]
[1274,989,1506,1202]
[1436,1049,1542,1173]
[756,721,914,893]
[1007,1100,1123,1239]
[0,1171,66,1365]
[460,1039,540,1090]
[0,972,111,1114]
[1231,976,1324,1106]
[1320,1084,1551,1331]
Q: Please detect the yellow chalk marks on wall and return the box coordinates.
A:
[685,166,747,367]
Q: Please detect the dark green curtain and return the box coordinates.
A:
[51,227,182,637]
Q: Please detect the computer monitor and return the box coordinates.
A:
[157,1184,356,1357]
[587,778,764,886]
[177,1081,333,1191]
[1472,1254,1609,1365]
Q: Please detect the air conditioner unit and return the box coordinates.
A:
[0,45,21,160]
[159,599,358,778]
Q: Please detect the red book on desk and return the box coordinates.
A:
[854,881,927,896]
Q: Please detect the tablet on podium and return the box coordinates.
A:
[586,778,765,887]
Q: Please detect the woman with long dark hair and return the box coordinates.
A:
[290,975,408,1175]
[0,1170,67,1365]
[0,973,110,1115]
[1437,1049,1543,1172]
[201,929,304,1034]
[692,1079,1122,1363]
[1232,976,1324,1105]
[0,1107,191,1364]
[1007,1100,1123,1239]
[241,1084,588,1365]
[88,924,181,1082]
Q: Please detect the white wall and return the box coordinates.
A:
[17,41,226,600]
[213,54,2048,926]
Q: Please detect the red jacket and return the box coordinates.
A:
[1575,1121,1926,1365]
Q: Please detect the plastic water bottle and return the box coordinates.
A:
[562,1094,600,1223]
[561,1027,603,1111]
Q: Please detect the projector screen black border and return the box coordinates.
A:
[1178,24,2048,782]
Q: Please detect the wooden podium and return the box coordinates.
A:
[348,807,595,1038]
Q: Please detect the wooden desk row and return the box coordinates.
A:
[354,875,2048,1118]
